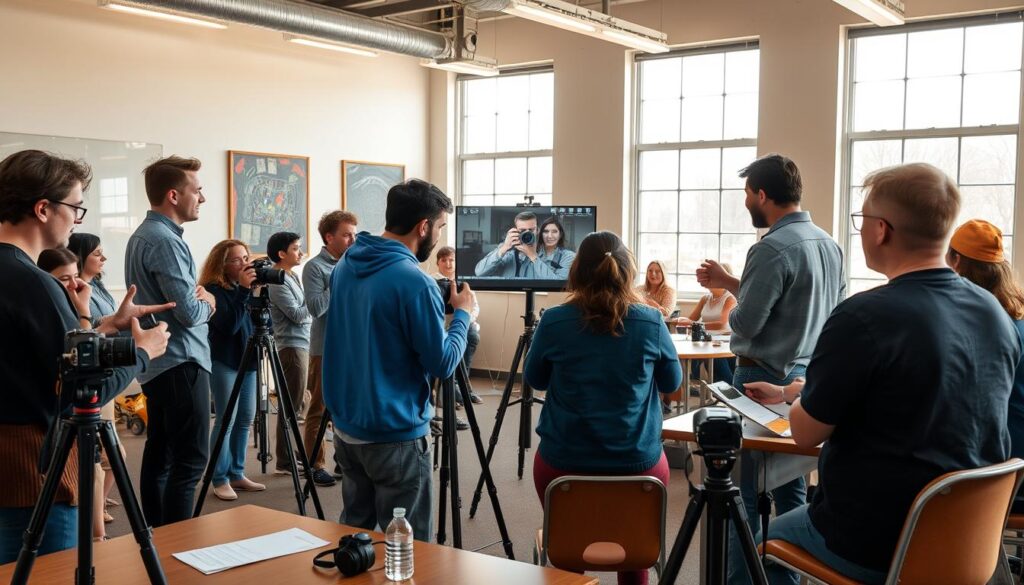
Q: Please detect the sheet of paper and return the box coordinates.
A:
[172,527,330,575]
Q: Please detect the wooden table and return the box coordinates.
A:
[0,505,597,585]
[668,336,735,414]
[662,411,821,457]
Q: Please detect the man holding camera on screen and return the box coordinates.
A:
[474,211,569,279]
[0,150,171,561]
[322,179,473,541]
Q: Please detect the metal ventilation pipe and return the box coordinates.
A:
[110,0,452,59]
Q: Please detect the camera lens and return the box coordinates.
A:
[520,230,535,246]
[100,336,137,368]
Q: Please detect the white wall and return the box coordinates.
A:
[0,0,432,274]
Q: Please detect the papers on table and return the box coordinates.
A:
[172,527,330,575]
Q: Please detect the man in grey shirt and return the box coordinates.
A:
[697,154,844,585]
[266,231,313,476]
[302,210,358,487]
[125,155,216,527]
[473,211,570,279]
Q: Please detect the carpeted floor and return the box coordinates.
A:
[104,376,702,584]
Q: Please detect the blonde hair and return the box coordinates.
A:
[642,260,670,294]
[199,239,250,290]
[864,163,960,249]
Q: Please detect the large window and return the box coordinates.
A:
[457,68,554,206]
[634,43,760,295]
[843,14,1023,294]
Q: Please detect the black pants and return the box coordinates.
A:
[140,362,211,527]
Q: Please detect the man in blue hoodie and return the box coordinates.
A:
[322,179,474,541]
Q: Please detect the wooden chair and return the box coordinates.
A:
[533,475,667,578]
[762,459,1024,585]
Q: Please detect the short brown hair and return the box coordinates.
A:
[199,239,249,290]
[567,231,641,336]
[864,163,960,248]
[436,246,455,261]
[318,210,358,244]
[144,155,201,206]
[0,150,92,224]
[37,246,79,274]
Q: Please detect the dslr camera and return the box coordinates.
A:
[64,330,136,373]
[251,257,287,285]
[436,278,466,315]
[518,228,536,246]
[694,406,742,455]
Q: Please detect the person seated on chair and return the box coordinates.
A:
[678,263,738,385]
[525,231,682,585]
[636,260,676,318]
[432,246,482,410]
[744,164,1021,585]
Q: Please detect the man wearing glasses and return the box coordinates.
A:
[697,153,845,585]
[125,155,217,527]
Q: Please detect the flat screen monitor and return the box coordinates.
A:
[454,205,597,292]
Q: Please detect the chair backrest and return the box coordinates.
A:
[886,458,1024,585]
[542,475,666,573]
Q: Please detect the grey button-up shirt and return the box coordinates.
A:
[268,269,311,350]
[473,246,576,279]
[124,210,213,383]
[303,247,338,357]
[729,211,846,379]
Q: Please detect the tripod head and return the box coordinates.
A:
[61,329,136,410]
[693,407,743,485]
[246,286,273,334]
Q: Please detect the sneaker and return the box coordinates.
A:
[470,392,483,404]
[456,417,469,431]
[230,477,266,492]
[312,468,337,487]
[213,483,238,501]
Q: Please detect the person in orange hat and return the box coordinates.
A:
[948,218,1024,513]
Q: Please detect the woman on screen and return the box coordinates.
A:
[534,216,576,279]
[524,231,682,585]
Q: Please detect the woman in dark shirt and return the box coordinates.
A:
[199,239,264,500]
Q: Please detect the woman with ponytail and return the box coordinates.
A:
[524,231,682,585]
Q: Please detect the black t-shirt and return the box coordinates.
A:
[802,268,1021,571]
[0,243,146,428]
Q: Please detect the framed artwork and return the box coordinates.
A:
[228,150,310,253]
[341,160,405,234]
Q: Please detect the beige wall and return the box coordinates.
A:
[0,0,431,274]
[436,0,1024,372]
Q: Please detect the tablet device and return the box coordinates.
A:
[704,381,792,437]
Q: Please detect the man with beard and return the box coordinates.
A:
[321,179,473,540]
[696,154,845,585]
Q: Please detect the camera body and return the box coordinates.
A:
[436,278,466,315]
[518,228,536,246]
[64,330,136,372]
[313,532,375,577]
[251,257,287,285]
[694,407,742,454]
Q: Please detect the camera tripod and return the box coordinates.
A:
[468,290,542,517]
[193,287,324,520]
[436,361,515,558]
[12,367,166,585]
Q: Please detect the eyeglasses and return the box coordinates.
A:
[851,212,895,232]
[48,199,88,222]
[225,257,250,266]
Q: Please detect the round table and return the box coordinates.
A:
[668,335,735,413]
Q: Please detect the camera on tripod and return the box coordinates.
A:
[435,278,465,315]
[251,257,287,285]
[62,330,135,404]
[694,406,743,455]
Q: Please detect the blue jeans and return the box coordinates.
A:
[210,361,256,486]
[765,504,886,585]
[727,364,807,585]
[0,504,77,564]
[691,357,736,384]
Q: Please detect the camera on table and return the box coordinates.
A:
[693,407,743,478]
[518,229,536,246]
[436,278,466,315]
[251,257,287,285]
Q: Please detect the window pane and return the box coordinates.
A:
[496,113,529,152]
[722,147,757,189]
[639,150,679,190]
[463,159,493,195]
[723,93,758,139]
[496,75,530,116]
[904,76,961,130]
[964,23,1023,74]
[959,185,1015,233]
[720,234,756,275]
[463,195,492,206]
[725,50,759,94]
[907,28,964,78]
[640,190,679,232]
[850,188,866,220]
[854,34,906,82]
[678,190,720,233]
[527,157,552,194]
[853,81,905,132]
[851,140,902,187]
[680,149,721,189]
[962,72,1022,126]
[960,135,1017,185]
[494,194,528,205]
[529,107,553,151]
[903,137,959,180]
[639,233,678,272]
[529,73,554,112]
[678,234,718,276]
[681,95,724,141]
[642,58,682,99]
[641,99,681,144]
[721,189,755,233]
[465,78,497,117]
[464,115,495,154]
[494,158,526,194]
[682,53,724,97]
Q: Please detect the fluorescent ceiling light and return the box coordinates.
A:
[421,58,500,77]
[284,34,378,57]
[833,0,905,27]
[503,0,668,54]
[99,1,228,29]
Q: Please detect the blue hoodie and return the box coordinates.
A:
[322,232,470,442]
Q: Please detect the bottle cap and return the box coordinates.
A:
[394,507,406,518]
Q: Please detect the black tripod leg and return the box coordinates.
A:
[442,376,463,549]
[456,365,515,560]
[659,489,707,585]
[194,339,258,517]
[76,421,97,585]
[11,419,77,585]
[727,491,769,585]
[99,421,167,585]
[302,410,332,502]
[469,331,528,518]
[436,400,451,546]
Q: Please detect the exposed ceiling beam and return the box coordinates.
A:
[315,0,387,9]
[355,0,453,18]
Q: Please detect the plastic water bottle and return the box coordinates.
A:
[385,507,414,581]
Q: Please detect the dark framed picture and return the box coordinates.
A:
[341,160,405,234]
[229,150,310,253]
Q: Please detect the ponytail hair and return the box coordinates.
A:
[566,231,641,336]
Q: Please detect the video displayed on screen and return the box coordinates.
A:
[454,205,597,292]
